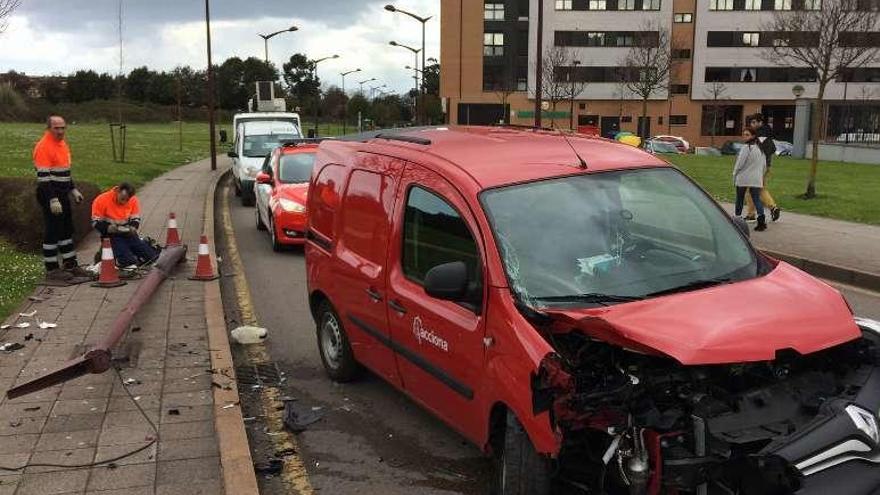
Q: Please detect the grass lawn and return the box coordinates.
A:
[666,154,880,225]
[0,121,219,320]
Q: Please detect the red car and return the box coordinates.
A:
[254,142,317,250]
[305,127,877,495]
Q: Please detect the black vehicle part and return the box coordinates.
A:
[492,411,552,495]
[315,300,360,382]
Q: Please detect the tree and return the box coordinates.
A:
[537,46,579,128]
[322,86,348,121]
[39,76,66,104]
[147,71,176,106]
[282,53,320,112]
[347,92,370,125]
[620,23,672,139]
[126,66,155,102]
[762,4,880,198]
[0,0,20,33]
[703,80,728,147]
[0,70,29,93]
[423,61,440,95]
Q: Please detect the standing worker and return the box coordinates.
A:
[34,115,89,282]
[745,114,782,222]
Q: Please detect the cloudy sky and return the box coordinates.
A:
[0,0,439,95]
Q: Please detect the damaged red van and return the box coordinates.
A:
[304,126,880,495]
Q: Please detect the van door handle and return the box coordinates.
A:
[365,288,382,302]
[388,299,407,315]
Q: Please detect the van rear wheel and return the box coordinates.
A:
[492,412,551,495]
[316,301,360,382]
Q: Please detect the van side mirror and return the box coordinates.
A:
[255,172,273,186]
[424,262,469,301]
[227,151,239,158]
[732,216,750,239]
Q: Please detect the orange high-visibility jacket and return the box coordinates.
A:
[91,187,142,235]
[33,131,74,199]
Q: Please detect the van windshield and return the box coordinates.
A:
[480,168,760,308]
[243,133,300,157]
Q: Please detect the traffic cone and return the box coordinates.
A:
[165,213,181,246]
[92,238,126,288]
[189,235,219,281]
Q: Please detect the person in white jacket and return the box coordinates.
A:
[733,127,768,231]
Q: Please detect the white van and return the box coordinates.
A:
[232,112,302,142]
[229,120,300,206]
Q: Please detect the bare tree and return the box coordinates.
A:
[564,65,588,130]
[620,23,672,139]
[536,46,579,128]
[0,0,20,33]
[703,80,729,147]
[762,3,880,198]
[494,85,515,124]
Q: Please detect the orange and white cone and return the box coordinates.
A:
[92,238,126,288]
[189,235,219,281]
[165,213,181,246]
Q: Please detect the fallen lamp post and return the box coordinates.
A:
[6,244,189,399]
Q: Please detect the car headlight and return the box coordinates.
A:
[278,198,305,213]
[246,167,260,178]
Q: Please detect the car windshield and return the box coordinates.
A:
[278,153,315,184]
[243,133,300,157]
[481,168,759,308]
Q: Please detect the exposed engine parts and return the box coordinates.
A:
[532,329,880,494]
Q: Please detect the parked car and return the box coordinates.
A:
[229,121,301,206]
[254,142,318,250]
[775,140,793,156]
[720,140,744,155]
[232,111,303,141]
[651,134,690,153]
[305,126,878,495]
[644,139,682,154]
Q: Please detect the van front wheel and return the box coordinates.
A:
[492,412,551,495]
[316,301,360,382]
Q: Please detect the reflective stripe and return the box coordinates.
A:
[61,251,77,259]
[168,219,178,228]
[42,244,57,250]
[198,243,209,255]
[58,239,73,246]
[43,256,58,263]
[102,248,114,259]
[37,177,52,182]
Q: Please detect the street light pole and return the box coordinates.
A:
[205,0,217,171]
[340,68,361,135]
[535,0,544,128]
[385,5,432,125]
[258,25,298,63]
[390,41,421,124]
[358,77,377,95]
[310,54,339,138]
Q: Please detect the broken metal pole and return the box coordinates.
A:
[6,244,188,399]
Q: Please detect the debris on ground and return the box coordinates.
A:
[1,343,25,352]
[38,321,57,329]
[15,323,30,329]
[23,406,40,412]
[123,378,141,386]
[23,334,33,341]
[9,419,21,428]
[253,458,283,475]
[0,324,10,330]
[282,401,324,432]
[28,296,46,302]
[19,310,36,318]
[230,326,268,344]
[167,409,180,416]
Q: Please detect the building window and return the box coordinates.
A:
[484,32,505,56]
[517,78,528,91]
[669,115,688,125]
[775,0,792,9]
[589,0,607,9]
[642,0,661,9]
[670,84,689,94]
[744,0,761,9]
[616,33,635,46]
[588,32,606,46]
[804,0,821,9]
[710,0,734,9]
[742,32,760,46]
[672,48,692,59]
[484,2,505,20]
[674,13,693,22]
[704,66,818,82]
[620,0,636,9]
[555,0,573,9]
[701,105,743,136]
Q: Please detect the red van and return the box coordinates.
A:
[305,127,879,495]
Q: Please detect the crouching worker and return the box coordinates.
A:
[91,183,159,268]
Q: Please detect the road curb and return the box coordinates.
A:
[764,248,880,293]
[202,165,261,495]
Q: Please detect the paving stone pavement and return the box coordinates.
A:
[0,158,228,495]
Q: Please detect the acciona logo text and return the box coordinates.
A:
[412,316,449,353]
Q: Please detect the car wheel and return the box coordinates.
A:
[234,176,242,197]
[316,300,360,382]
[256,207,267,231]
[268,215,283,252]
[491,412,551,495]
[241,188,255,207]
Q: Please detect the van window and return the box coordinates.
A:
[311,164,348,239]
[340,170,395,267]
[402,187,480,286]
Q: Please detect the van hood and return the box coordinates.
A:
[543,262,860,365]
[240,157,265,174]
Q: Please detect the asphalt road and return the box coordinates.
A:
[224,184,880,495]
[224,187,491,495]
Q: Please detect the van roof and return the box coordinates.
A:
[240,120,300,134]
[234,112,301,119]
[332,126,670,189]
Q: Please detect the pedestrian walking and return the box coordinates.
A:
[745,114,782,222]
[733,128,768,232]
[34,115,90,282]
[91,183,160,268]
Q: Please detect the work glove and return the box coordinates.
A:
[70,188,84,204]
[107,224,120,235]
[49,198,63,216]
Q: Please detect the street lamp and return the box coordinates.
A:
[385,4,432,124]
[310,54,340,137]
[205,0,217,170]
[340,68,362,134]
[390,41,421,122]
[258,25,298,63]
[358,77,377,94]
[569,60,581,131]
[369,84,387,100]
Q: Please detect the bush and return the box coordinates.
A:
[0,98,234,124]
[0,178,101,253]
[0,83,28,120]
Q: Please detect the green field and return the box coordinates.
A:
[666,154,880,225]
[0,122,221,320]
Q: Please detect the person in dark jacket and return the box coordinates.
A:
[91,183,159,268]
[745,114,781,222]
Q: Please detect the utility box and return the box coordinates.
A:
[248,81,287,112]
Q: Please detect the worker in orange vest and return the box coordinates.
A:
[91,183,159,268]
[34,115,88,282]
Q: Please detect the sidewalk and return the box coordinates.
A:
[722,202,880,291]
[0,157,255,495]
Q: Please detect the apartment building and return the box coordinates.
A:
[440,0,880,146]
